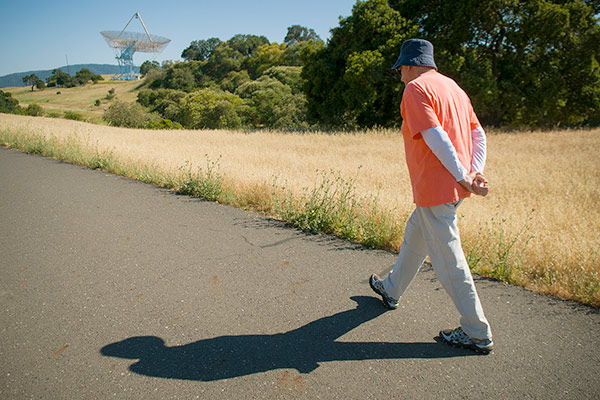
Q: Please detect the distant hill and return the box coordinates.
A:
[0,64,140,88]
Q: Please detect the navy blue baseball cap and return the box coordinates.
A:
[391,39,437,70]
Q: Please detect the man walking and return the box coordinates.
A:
[369,39,493,353]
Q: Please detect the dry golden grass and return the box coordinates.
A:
[473,129,600,300]
[4,80,140,122]
[1,113,599,305]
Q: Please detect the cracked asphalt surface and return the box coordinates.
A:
[1,147,599,399]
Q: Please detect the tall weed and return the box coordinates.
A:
[272,169,402,249]
[88,151,115,171]
[464,208,535,284]
[177,156,224,202]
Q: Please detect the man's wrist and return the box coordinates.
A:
[456,167,467,182]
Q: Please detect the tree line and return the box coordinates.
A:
[22,68,104,92]
[303,0,599,128]
[125,0,598,130]
[110,26,324,130]
[5,1,599,129]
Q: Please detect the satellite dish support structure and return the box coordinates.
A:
[101,12,170,81]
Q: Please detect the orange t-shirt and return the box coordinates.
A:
[401,70,481,207]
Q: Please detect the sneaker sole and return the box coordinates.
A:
[439,331,493,354]
[369,275,398,310]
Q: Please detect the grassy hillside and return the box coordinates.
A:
[4,78,142,123]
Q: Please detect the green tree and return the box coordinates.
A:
[227,34,269,58]
[281,25,325,67]
[284,25,321,46]
[179,88,244,129]
[162,63,197,91]
[388,0,600,127]
[236,75,307,128]
[46,69,72,88]
[74,68,102,85]
[144,67,166,88]
[25,103,44,116]
[149,61,211,91]
[263,66,304,94]
[202,35,269,81]
[22,74,40,91]
[0,90,21,113]
[181,38,222,61]
[246,42,288,78]
[140,60,160,76]
[204,44,244,81]
[302,0,417,127]
[161,60,174,69]
[282,39,325,66]
[137,88,186,122]
[219,70,251,93]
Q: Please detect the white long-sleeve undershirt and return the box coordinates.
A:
[421,126,487,181]
[470,126,486,173]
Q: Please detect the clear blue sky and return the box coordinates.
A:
[0,0,357,76]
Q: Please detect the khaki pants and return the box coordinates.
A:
[382,200,492,340]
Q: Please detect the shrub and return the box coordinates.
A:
[102,101,158,128]
[105,88,116,100]
[94,99,101,106]
[179,88,244,129]
[25,103,44,116]
[236,76,307,128]
[148,118,183,130]
[63,111,85,121]
[0,90,20,113]
[137,88,185,122]
[144,68,166,88]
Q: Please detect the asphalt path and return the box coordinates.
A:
[1,147,599,399]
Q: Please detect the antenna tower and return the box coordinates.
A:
[100,12,170,80]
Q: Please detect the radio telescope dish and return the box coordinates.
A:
[101,13,170,80]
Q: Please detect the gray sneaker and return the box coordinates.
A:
[440,326,494,354]
[369,274,399,309]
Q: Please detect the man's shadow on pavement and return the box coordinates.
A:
[101,296,472,381]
